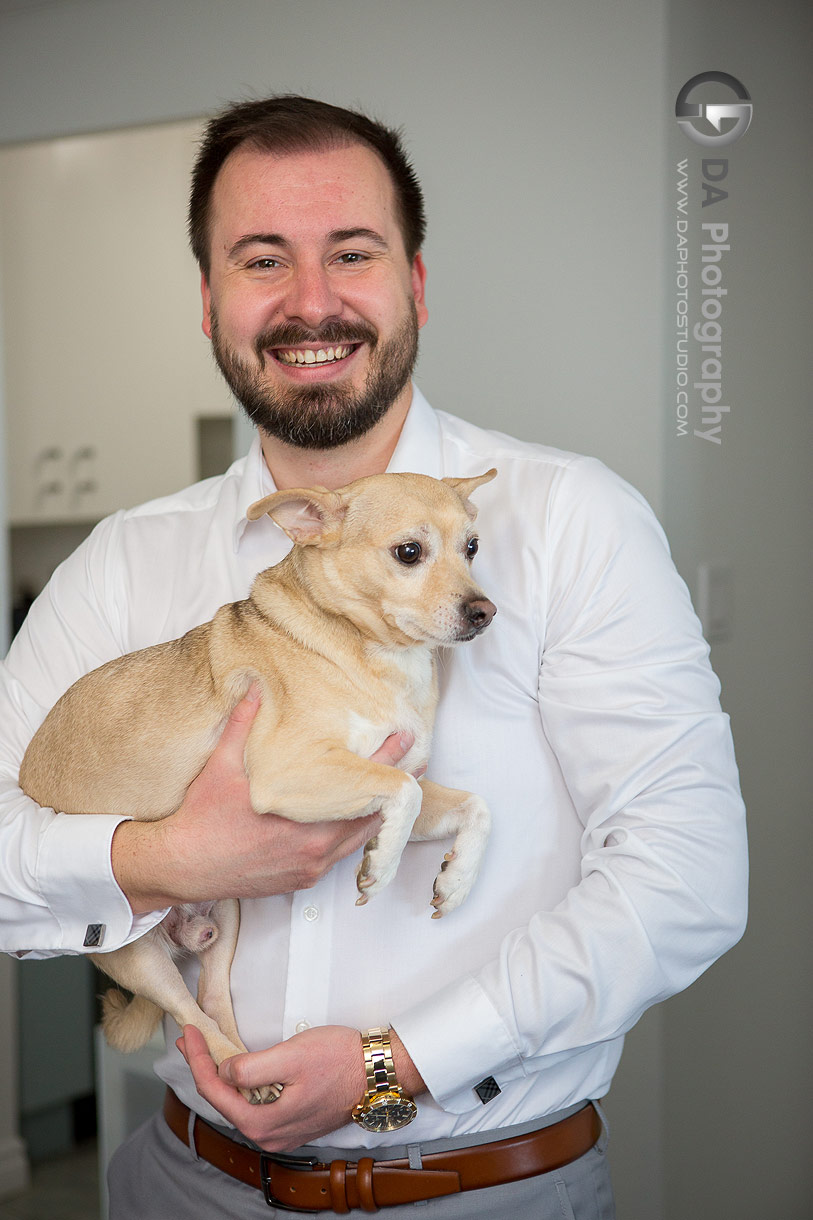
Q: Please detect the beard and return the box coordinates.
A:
[209,306,419,450]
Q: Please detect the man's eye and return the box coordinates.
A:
[248,257,282,270]
[394,542,422,565]
[466,537,479,560]
[335,252,367,265]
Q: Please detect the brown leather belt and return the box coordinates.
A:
[163,1087,602,1213]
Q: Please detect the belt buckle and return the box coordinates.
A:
[260,1151,320,1212]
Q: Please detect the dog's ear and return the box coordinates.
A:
[246,487,347,545]
[442,469,497,520]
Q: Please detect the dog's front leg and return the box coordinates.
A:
[355,769,424,904]
[249,750,424,905]
[409,780,491,917]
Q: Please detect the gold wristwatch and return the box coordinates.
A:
[351,1026,418,1132]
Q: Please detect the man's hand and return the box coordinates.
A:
[112,688,413,914]
[177,1023,426,1152]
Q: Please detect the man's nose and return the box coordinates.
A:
[282,261,343,328]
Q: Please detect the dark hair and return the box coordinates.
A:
[188,94,426,275]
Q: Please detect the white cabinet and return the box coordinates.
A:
[0,120,234,524]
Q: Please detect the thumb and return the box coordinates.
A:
[216,684,262,750]
[370,730,414,769]
[218,1054,239,1085]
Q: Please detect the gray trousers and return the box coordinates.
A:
[108,1105,615,1219]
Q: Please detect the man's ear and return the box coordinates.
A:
[412,253,429,330]
[246,487,347,545]
[442,469,497,521]
[201,272,213,339]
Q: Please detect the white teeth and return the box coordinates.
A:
[276,344,352,366]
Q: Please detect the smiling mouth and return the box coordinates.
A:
[273,344,358,367]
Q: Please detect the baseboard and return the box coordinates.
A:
[0,1134,30,1201]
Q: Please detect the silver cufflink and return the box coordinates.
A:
[83,923,106,947]
[474,1076,501,1104]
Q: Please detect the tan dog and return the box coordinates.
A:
[20,469,496,1101]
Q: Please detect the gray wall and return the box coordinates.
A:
[0,242,30,1202]
[0,1,810,1216]
[662,5,813,1218]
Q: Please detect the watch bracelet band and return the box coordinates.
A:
[361,1025,399,1095]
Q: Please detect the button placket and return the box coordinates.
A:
[283,871,337,1039]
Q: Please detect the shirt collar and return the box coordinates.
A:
[384,384,443,478]
[232,383,442,553]
[232,432,275,552]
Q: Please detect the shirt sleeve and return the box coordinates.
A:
[394,457,748,1109]
[0,516,168,956]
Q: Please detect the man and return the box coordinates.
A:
[0,96,747,1218]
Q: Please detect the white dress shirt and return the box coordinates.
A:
[0,387,747,1147]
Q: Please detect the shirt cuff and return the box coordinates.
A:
[393,974,525,1113]
[37,812,164,951]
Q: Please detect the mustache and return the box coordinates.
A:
[254,320,378,361]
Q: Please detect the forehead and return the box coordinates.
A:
[346,477,471,536]
[209,141,403,251]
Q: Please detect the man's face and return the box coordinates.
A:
[201,142,428,449]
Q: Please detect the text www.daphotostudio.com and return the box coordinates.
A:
[673,71,752,446]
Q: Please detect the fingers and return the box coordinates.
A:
[179,1026,288,1134]
[177,1026,250,1118]
[325,813,382,865]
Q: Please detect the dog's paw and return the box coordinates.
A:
[355,835,400,904]
[244,1082,284,1105]
[429,797,490,918]
[429,850,478,918]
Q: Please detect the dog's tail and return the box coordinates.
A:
[101,989,163,1053]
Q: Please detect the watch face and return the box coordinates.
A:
[357,1091,418,1132]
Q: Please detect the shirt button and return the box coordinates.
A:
[303,905,319,922]
[295,1020,311,1033]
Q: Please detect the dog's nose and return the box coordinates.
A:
[462,597,497,632]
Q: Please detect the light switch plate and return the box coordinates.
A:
[696,562,733,643]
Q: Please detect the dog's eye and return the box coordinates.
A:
[466,537,479,560]
[394,541,422,565]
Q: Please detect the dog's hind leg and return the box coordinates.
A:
[194,899,243,1047]
[94,935,249,1084]
[194,899,283,1105]
[410,780,491,917]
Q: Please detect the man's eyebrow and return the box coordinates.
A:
[227,233,289,261]
[328,228,389,249]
